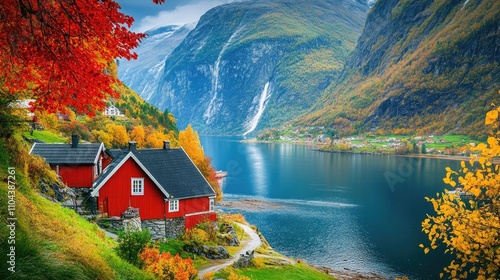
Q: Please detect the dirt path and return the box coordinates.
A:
[198,222,262,278]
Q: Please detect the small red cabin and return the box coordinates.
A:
[91,141,216,233]
[30,135,110,188]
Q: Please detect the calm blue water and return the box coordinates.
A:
[200,136,458,279]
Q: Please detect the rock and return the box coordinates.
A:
[183,244,230,259]
[219,223,240,246]
[122,207,140,219]
[233,250,254,268]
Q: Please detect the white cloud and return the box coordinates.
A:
[134,0,242,32]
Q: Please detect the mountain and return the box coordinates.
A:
[118,24,194,101]
[131,0,369,135]
[298,0,500,138]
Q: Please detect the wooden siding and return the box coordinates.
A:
[185,212,217,229]
[97,158,166,220]
[167,196,211,218]
[56,165,93,188]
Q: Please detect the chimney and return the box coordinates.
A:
[128,141,137,151]
[163,140,170,150]
[71,135,79,148]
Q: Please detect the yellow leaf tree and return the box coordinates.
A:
[179,124,222,201]
[129,125,146,148]
[421,95,500,279]
[106,123,129,148]
[179,124,205,167]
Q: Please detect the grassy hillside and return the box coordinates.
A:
[33,83,178,149]
[0,135,153,279]
[297,0,500,139]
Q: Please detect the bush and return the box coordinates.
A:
[140,247,197,280]
[116,229,152,267]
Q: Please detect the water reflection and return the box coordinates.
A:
[244,144,268,197]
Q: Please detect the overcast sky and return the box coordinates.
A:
[117,0,245,32]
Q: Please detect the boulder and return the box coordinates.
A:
[183,244,230,259]
[219,223,240,246]
[233,250,254,268]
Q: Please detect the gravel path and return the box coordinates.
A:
[198,223,262,278]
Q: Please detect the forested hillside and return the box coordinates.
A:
[129,0,369,135]
[298,0,500,138]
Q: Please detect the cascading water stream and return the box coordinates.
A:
[203,26,244,124]
[243,82,271,136]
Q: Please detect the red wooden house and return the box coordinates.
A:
[30,135,111,188]
[90,141,216,231]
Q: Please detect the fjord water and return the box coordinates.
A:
[200,136,457,279]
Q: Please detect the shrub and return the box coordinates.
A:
[140,247,197,280]
[116,229,152,267]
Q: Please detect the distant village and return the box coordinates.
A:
[257,125,477,156]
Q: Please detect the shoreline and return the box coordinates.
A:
[242,138,489,163]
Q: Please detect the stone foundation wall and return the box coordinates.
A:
[142,218,185,240]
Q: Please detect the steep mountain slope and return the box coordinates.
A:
[118,24,194,101]
[299,0,500,138]
[142,0,369,135]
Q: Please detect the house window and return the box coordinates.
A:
[209,198,215,212]
[55,165,59,175]
[169,199,179,212]
[131,178,144,195]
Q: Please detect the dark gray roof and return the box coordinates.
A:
[30,143,103,165]
[92,148,215,199]
[106,149,123,159]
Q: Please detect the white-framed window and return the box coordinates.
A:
[169,199,179,212]
[55,165,59,175]
[209,198,215,212]
[131,178,144,195]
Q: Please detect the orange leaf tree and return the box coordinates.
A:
[0,0,164,114]
[139,247,197,280]
[421,93,500,279]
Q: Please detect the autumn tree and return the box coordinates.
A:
[145,129,175,148]
[179,125,222,201]
[421,95,500,279]
[0,0,154,115]
[139,247,197,280]
[106,123,129,148]
[179,125,205,167]
[130,125,146,148]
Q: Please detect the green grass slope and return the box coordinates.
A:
[0,135,153,280]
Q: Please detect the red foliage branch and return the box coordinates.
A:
[0,0,155,114]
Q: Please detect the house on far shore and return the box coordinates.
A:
[30,135,111,188]
[90,141,216,238]
[104,104,125,117]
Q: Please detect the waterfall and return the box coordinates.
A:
[243,82,271,136]
[203,27,244,124]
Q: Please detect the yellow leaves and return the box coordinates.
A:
[478,156,486,167]
[470,187,482,197]
[422,105,500,280]
[487,136,498,148]
[485,109,498,125]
